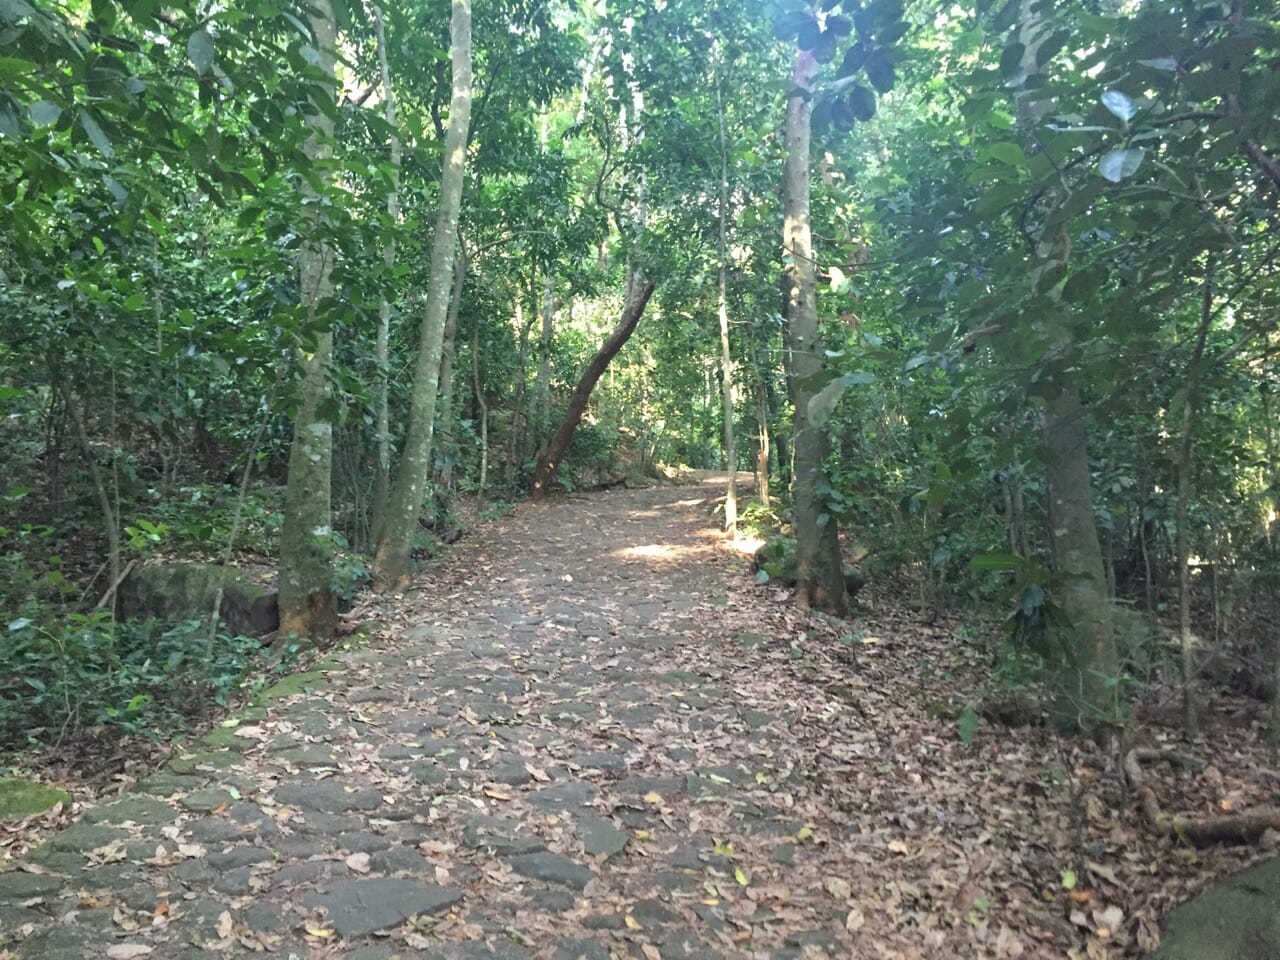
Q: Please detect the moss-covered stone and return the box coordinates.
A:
[0,778,69,820]
[116,562,278,636]
[133,773,204,797]
[1153,856,1280,960]
[0,871,63,901]
[201,724,256,748]
[180,786,237,813]
[169,748,242,774]
[256,670,328,702]
[82,796,175,826]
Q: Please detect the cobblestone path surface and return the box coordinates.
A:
[1,476,862,960]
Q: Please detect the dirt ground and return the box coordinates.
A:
[0,473,1273,959]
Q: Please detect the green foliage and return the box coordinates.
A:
[329,533,371,604]
[558,422,623,487]
[146,487,283,555]
[0,614,263,749]
[738,499,785,539]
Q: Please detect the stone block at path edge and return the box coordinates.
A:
[303,878,463,937]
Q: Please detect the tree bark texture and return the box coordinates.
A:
[1174,273,1214,737]
[716,75,737,534]
[1015,0,1116,728]
[372,0,472,591]
[279,0,338,640]
[435,244,468,489]
[531,274,655,496]
[371,4,400,543]
[472,322,489,493]
[534,271,554,439]
[782,48,847,617]
[1043,382,1118,728]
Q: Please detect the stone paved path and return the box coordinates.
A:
[1,476,862,960]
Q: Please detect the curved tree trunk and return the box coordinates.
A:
[782,47,847,617]
[373,0,472,591]
[278,0,338,641]
[531,273,655,497]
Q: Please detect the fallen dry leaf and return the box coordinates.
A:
[824,877,852,900]
[344,852,371,874]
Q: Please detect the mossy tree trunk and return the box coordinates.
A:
[372,0,472,591]
[1013,0,1117,729]
[279,0,338,641]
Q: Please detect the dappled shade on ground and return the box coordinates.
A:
[0,475,1274,959]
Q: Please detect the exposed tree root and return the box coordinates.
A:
[1125,747,1280,847]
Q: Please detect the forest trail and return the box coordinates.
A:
[1,475,1217,960]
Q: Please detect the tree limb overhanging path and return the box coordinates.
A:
[0,476,1262,959]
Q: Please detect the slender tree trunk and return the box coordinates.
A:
[436,242,467,489]
[716,75,737,534]
[373,0,472,591]
[534,271,554,439]
[532,273,655,496]
[65,388,121,593]
[371,4,400,542]
[279,0,338,640]
[782,47,847,616]
[756,380,771,507]
[1175,271,1215,736]
[472,323,488,494]
[511,297,532,468]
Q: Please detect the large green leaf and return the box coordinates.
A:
[864,50,894,93]
[1098,148,1144,182]
[188,28,215,75]
[0,0,35,22]
[28,100,60,125]
[1100,89,1135,122]
[848,85,876,121]
[1062,266,1108,302]
[987,142,1025,167]
[79,110,113,157]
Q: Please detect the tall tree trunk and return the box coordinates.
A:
[1174,271,1215,737]
[534,271,554,440]
[436,243,468,489]
[372,0,472,591]
[1012,0,1116,729]
[1043,382,1118,729]
[371,4,400,542]
[716,74,737,534]
[532,273,655,496]
[755,377,771,508]
[472,323,488,494]
[279,0,338,640]
[65,387,121,595]
[782,47,847,616]
[511,296,532,469]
